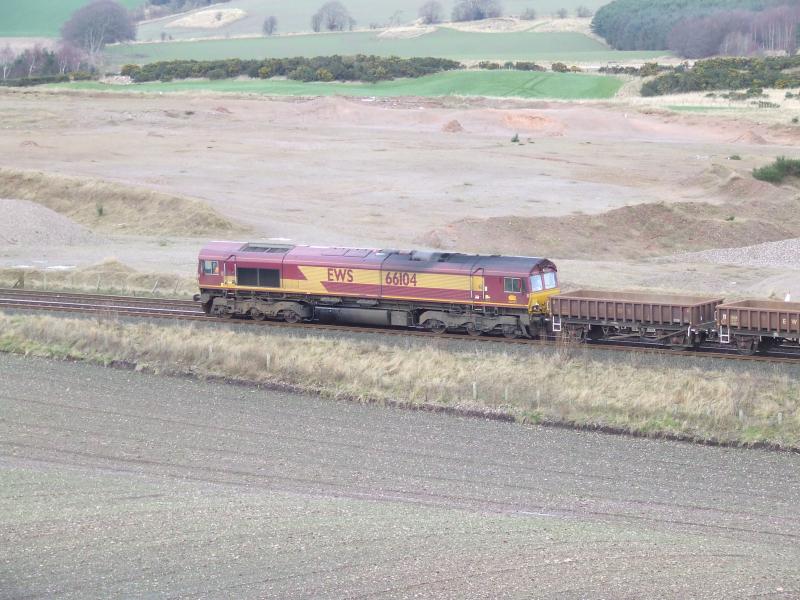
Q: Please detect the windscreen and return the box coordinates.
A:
[543,271,558,289]
[530,274,544,292]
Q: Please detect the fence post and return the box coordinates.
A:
[96,276,101,292]
[151,279,160,296]
[472,381,477,401]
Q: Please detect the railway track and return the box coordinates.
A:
[1,288,799,364]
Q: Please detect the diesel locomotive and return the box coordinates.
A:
[196,241,560,338]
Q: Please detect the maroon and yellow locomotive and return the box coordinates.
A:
[197,241,560,337]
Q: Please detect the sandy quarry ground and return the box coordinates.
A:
[0,87,799,298]
[1,352,798,598]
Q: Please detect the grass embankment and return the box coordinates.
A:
[753,157,800,184]
[57,70,624,100]
[106,30,665,66]
[1,313,797,449]
[0,168,240,236]
[0,261,196,298]
[0,0,141,37]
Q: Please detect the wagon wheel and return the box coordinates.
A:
[464,322,482,337]
[734,336,757,356]
[560,325,585,344]
[424,319,447,334]
[282,310,302,324]
[501,325,520,339]
[668,332,688,350]
[249,308,267,322]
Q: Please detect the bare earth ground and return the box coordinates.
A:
[0,88,799,297]
[0,353,798,598]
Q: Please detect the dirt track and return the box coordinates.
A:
[1,353,798,598]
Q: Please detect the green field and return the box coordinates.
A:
[108,29,666,67]
[51,69,624,99]
[138,0,612,40]
[0,0,142,37]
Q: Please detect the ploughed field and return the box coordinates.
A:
[1,353,798,598]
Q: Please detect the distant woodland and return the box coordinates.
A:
[592,0,800,57]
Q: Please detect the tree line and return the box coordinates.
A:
[640,55,800,96]
[591,0,799,56]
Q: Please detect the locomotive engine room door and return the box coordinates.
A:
[224,255,237,287]
[471,268,485,303]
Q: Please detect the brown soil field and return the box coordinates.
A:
[2,353,799,599]
[0,88,798,298]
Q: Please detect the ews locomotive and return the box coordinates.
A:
[196,241,560,338]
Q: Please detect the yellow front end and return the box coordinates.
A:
[529,287,560,314]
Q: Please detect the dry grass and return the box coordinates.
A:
[0,313,797,449]
[0,260,196,297]
[0,168,242,236]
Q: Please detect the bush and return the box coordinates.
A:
[206,68,227,80]
[514,61,544,71]
[452,0,502,21]
[752,157,800,184]
[477,61,500,70]
[551,62,568,73]
[120,64,141,77]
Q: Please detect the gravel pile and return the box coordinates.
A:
[668,238,800,269]
[0,198,98,246]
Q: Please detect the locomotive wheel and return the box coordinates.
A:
[249,308,267,322]
[424,319,447,334]
[501,325,520,339]
[218,310,233,319]
[464,323,482,337]
[282,310,301,324]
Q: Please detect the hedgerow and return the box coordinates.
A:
[640,56,800,96]
[121,55,463,84]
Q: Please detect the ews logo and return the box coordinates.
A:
[327,268,354,283]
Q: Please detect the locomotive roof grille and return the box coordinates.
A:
[240,244,294,253]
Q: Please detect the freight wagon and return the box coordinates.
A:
[550,290,723,348]
[717,299,800,355]
[196,242,560,337]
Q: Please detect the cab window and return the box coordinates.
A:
[543,271,558,289]
[530,274,544,292]
[503,277,522,293]
[201,260,219,275]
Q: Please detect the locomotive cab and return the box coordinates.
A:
[528,268,559,313]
